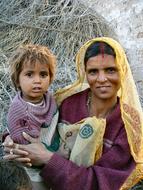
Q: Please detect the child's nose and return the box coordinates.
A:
[34,75,41,83]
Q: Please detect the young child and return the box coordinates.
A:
[7,44,59,190]
[0,160,32,190]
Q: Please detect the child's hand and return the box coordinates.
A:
[22,132,40,143]
[3,135,14,147]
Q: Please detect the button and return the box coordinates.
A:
[66,131,72,137]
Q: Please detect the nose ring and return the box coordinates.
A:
[103,78,107,81]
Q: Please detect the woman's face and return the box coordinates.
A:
[85,54,120,100]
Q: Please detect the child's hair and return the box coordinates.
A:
[84,41,116,66]
[0,160,32,190]
[9,44,56,91]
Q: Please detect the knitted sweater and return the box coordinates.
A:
[7,91,58,145]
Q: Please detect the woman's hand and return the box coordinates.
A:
[3,134,29,157]
[3,134,31,166]
[3,132,53,167]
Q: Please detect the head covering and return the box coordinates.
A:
[55,37,143,189]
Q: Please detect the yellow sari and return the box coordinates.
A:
[55,37,143,189]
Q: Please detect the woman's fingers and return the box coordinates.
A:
[14,157,32,166]
[3,154,30,162]
[3,145,32,166]
[22,132,39,143]
[25,162,32,167]
[4,146,29,156]
[3,155,32,166]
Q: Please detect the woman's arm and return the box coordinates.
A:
[40,127,135,190]
[3,129,135,190]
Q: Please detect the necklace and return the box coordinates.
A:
[87,92,118,118]
[87,91,92,112]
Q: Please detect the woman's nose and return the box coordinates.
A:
[96,71,107,82]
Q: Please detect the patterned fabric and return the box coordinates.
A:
[58,116,106,166]
[55,37,143,189]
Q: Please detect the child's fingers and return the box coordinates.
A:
[22,132,39,143]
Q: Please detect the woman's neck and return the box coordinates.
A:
[88,93,118,118]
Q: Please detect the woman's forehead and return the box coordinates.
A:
[86,54,116,65]
[84,41,116,63]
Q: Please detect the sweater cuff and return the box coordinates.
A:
[40,153,67,180]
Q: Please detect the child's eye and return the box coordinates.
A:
[40,72,48,78]
[25,72,33,77]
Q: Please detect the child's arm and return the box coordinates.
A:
[7,101,40,144]
[8,122,40,144]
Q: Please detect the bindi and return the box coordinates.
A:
[100,43,105,59]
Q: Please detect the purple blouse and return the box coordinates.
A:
[41,89,135,190]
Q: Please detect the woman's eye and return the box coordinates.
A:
[106,67,117,73]
[88,69,98,75]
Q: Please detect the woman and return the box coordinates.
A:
[3,37,143,190]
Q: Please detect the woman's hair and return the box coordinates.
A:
[84,41,116,65]
[9,44,56,91]
[0,160,32,190]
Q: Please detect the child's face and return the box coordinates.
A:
[18,61,50,103]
